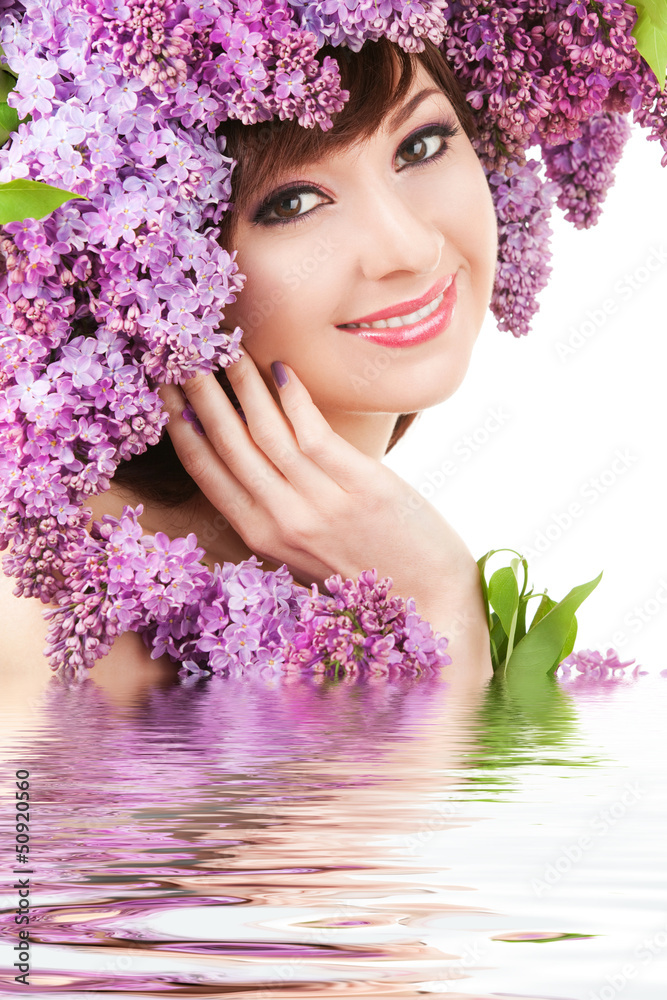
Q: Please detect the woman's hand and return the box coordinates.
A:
[158,350,489,663]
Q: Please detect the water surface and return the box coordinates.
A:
[1,664,665,998]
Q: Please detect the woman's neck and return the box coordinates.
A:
[320,408,399,460]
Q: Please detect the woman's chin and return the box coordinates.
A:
[379,359,473,413]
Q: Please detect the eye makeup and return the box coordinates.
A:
[250,115,463,228]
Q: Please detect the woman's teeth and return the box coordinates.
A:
[341,290,444,329]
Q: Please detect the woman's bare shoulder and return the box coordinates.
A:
[0,569,53,669]
[0,569,174,678]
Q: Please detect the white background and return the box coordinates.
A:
[386,125,667,672]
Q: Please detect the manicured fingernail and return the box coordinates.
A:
[271,361,289,388]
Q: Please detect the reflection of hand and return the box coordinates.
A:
[158,349,489,657]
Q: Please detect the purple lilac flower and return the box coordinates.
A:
[282,569,451,676]
[555,647,645,691]
[487,159,558,338]
[543,111,632,229]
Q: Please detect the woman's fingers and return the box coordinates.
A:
[175,367,287,505]
[223,351,339,497]
[158,380,338,579]
[158,382,266,530]
[269,362,377,492]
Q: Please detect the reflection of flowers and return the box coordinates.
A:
[0,668,445,878]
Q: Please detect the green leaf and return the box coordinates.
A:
[0,103,18,146]
[488,566,520,638]
[0,68,16,103]
[555,613,579,672]
[0,178,85,224]
[506,572,603,677]
[513,592,529,646]
[631,0,667,29]
[0,68,17,146]
[0,103,17,130]
[489,613,508,672]
[629,1,667,87]
[530,592,557,630]
[488,560,524,666]
[477,550,495,631]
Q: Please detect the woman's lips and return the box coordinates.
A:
[336,273,457,348]
[339,273,455,325]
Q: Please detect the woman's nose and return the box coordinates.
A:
[355,187,445,281]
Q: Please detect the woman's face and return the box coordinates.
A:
[222,62,498,420]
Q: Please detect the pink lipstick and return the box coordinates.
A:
[336,273,457,348]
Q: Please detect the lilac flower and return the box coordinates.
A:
[12,55,60,116]
[566,0,588,20]
[282,569,451,675]
[487,159,558,337]
[274,68,304,99]
[543,111,632,229]
[556,647,645,692]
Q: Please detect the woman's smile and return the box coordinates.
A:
[335,272,457,347]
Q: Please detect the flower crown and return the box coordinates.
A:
[0,0,664,676]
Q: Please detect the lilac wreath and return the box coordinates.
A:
[0,1,664,677]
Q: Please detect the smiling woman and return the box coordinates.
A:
[100,37,497,676]
[114,37,494,497]
[1,1,663,685]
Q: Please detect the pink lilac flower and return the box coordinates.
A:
[556,647,646,691]
[282,569,451,676]
[543,110,632,229]
[487,159,559,337]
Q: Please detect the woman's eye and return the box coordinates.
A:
[396,131,447,168]
[257,189,325,225]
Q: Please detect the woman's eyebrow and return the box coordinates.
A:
[389,87,444,132]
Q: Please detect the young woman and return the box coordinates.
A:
[1,38,496,684]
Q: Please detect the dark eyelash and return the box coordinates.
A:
[400,121,462,169]
[252,119,462,227]
[252,184,325,227]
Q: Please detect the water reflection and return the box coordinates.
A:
[0,662,660,998]
[0,669,485,994]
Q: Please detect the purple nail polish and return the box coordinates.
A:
[271,361,289,388]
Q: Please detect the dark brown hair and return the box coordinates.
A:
[114,37,477,506]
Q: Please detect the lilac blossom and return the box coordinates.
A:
[543,111,632,229]
[283,569,452,676]
[487,159,558,338]
[556,647,645,692]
